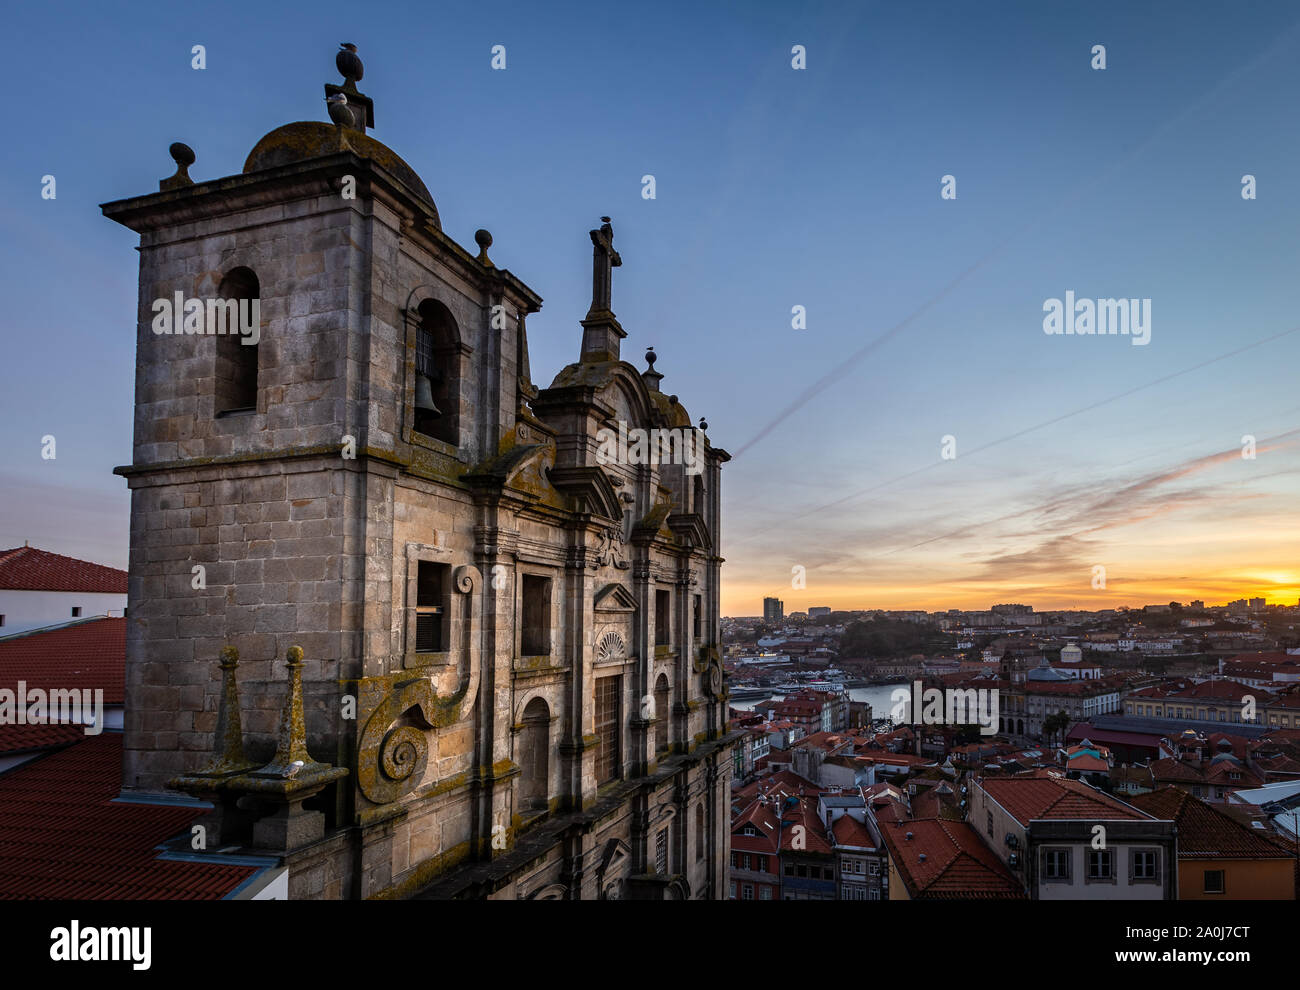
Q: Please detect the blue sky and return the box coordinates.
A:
[3,0,1300,613]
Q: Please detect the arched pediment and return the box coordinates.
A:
[547,465,623,521]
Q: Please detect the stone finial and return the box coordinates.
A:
[336,42,364,88]
[197,645,258,777]
[159,142,195,191]
[699,416,708,432]
[475,228,494,267]
[262,645,314,777]
[224,645,347,852]
[642,346,664,392]
[325,43,374,131]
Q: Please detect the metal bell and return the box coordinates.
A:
[414,373,441,414]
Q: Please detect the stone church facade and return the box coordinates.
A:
[102,49,738,899]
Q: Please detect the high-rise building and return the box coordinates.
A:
[763,597,784,623]
[102,48,738,899]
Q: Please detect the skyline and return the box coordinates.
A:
[4,1,1300,618]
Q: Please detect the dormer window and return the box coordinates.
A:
[413,298,459,446]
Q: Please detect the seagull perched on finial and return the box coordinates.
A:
[336,42,363,85]
[284,759,305,780]
[326,93,355,128]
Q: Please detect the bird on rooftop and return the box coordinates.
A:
[326,93,355,128]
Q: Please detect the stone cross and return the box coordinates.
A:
[587,216,621,318]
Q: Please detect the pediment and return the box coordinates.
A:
[547,465,623,521]
[594,583,638,613]
[667,511,711,551]
[598,836,633,878]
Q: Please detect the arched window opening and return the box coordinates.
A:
[214,267,260,414]
[654,673,670,754]
[520,697,550,811]
[414,298,460,446]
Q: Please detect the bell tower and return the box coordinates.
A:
[103,46,539,818]
[104,45,737,899]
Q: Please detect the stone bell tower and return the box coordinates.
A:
[104,45,737,899]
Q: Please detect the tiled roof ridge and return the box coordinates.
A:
[0,545,128,593]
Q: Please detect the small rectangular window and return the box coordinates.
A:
[1131,850,1158,882]
[1204,870,1225,894]
[415,561,447,652]
[71,607,82,618]
[1087,849,1112,881]
[656,589,671,646]
[521,574,551,656]
[1044,848,1071,882]
[693,594,702,639]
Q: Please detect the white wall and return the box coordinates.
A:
[0,590,127,636]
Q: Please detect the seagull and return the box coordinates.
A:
[285,759,305,779]
[326,93,355,128]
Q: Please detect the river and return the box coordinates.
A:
[732,683,909,720]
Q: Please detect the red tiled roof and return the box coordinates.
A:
[779,797,834,855]
[831,814,876,848]
[1065,754,1109,773]
[880,819,1024,899]
[0,722,85,756]
[0,735,257,899]
[1170,679,1259,701]
[979,775,1152,825]
[1065,725,1163,749]
[1224,652,1297,667]
[1129,788,1294,859]
[0,617,125,704]
[0,547,127,593]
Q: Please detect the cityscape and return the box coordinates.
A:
[723,598,1300,900]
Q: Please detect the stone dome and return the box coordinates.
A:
[243,121,437,216]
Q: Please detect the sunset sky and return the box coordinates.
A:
[3,1,1299,617]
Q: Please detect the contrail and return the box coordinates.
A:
[729,18,1300,462]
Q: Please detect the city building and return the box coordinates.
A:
[969,771,1177,899]
[0,546,127,636]
[879,818,1024,900]
[1130,787,1296,899]
[763,597,784,624]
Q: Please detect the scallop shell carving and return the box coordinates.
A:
[597,631,627,663]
